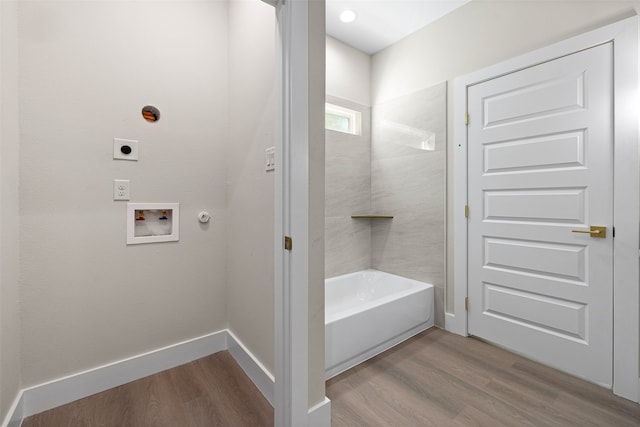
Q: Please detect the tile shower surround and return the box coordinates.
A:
[325,83,446,326]
[325,96,372,278]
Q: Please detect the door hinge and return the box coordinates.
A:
[465,205,469,218]
[465,297,469,311]
[284,236,292,251]
[612,227,615,238]
[465,112,469,126]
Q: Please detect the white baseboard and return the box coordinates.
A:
[227,330,332,424]
[13,330,227,423]
[2,390,24,427]
[445,312,467,336]
[226,329,275,405]
[308,397,331,427]
[2,329,329,426]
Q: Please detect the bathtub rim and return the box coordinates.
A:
[325,268,433,289]
[325,269,435,324]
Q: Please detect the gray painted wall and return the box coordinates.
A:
[18,1,230,387]
[227,0,276,377]
[1,0,22,420]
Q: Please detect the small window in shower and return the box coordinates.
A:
[325,103,361,135]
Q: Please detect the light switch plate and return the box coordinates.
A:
[113,138,138,161]
[265,147,275,171]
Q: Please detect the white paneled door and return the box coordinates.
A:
[467,43,613,387]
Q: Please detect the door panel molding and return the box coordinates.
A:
[482,283,587,341]
[482,72,586,128]
[450,16,639,402]
[483,131,586,174]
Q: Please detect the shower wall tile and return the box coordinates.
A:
[370,210,445,285]
[371,82,447,326]
[372,83,446,161]
[325,96,372,278]
[325,85,447,327]
[371,153,445,213]
[325,216,371,279]
[325,131,371,217]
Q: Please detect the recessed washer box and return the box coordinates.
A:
[127,203,179,245]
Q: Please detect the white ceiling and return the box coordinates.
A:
[326,0,471,55]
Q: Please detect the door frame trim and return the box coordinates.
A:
[450,15,639,402]
[274,1,311,425]
[272,0,331,425]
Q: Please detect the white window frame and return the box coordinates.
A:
[325,102,361,135]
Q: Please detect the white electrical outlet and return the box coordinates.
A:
[113,179,130,201]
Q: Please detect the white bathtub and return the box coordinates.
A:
[325,269,434,379]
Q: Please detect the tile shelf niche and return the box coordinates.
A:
[351,215,394,219]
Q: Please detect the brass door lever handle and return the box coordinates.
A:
[571,226,606,238]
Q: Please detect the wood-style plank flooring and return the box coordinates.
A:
[326,327,640,426]
[22,328,640,426]
[22,351,273,427]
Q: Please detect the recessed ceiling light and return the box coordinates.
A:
[340,10,357,23]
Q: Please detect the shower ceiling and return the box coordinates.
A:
[326,0,471,54]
